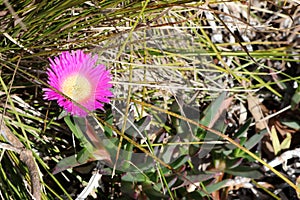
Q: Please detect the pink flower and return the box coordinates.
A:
[43,50,113,116]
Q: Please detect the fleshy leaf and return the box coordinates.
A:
[198,179,231,197]
[54,116,112,174]
[291,85,300,110]
[197,92,232,158]
[53,148,94,174]
[270,125,281,155]
[64,115,94,152]
[225,165,263,178]
[280,132,291,150]
[244,129,267,150]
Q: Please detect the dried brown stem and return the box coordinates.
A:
[0,123,41,200]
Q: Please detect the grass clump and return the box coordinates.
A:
[0,0,300,199]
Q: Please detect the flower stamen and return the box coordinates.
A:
[61,74,92,102]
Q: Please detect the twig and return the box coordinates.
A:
[3,0,27,31]
[76,173,102,200]
[76,162,103,200]
[264,148,300,171]
[0,122,41,200]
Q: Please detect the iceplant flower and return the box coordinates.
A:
[43,50,113,116]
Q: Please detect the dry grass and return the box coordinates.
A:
[0,0,299,199]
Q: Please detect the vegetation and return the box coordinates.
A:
[0,0,299,199]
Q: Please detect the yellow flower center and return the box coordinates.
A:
[61,74,92,102]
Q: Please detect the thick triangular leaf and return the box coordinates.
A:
[198,179,230,197]
[125,115,152,138]
[291,85,300,110]
[270,125,281,155]
[280,132,291,150]
[64,115,94,153]
[225,165,263,178]
[53,149,93,174]
[244,129,267,150]
[234,118,252,139]
[197,92,232,158]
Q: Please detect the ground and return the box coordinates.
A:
[0,1,300,199]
